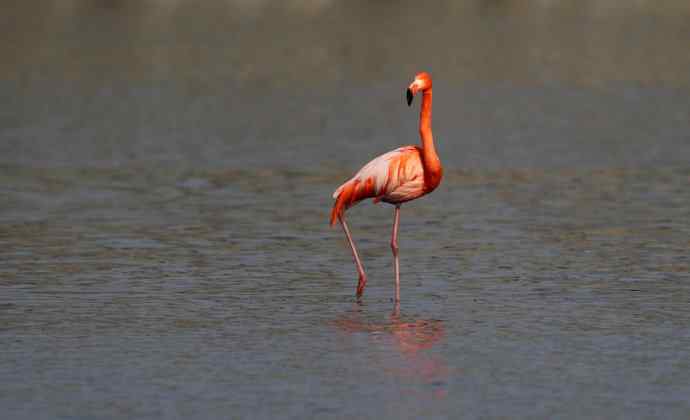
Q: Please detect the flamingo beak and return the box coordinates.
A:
[406,88,414,106]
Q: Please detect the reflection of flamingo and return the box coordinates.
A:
[387,303,445,357]
[331,72,443,301]
[332,302,448,393]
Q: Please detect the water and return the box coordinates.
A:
[2,1,690,419]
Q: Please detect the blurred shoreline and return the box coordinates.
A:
[2,0,690,88]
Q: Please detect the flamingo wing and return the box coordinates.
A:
[330,146,424,225]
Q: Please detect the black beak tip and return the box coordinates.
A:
[406,88,413,106]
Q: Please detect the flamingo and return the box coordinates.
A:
[330,72,443,301]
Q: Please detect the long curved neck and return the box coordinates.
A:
[419,89,442,189]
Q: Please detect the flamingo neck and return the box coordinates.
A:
[419,89,442,190]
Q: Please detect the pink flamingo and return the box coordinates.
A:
[331,72,443,301]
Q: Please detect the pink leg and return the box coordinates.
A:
[339,215,367,297]
[391,205,401,302]
[391,300,401,321]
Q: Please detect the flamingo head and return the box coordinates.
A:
[406,72,432,106]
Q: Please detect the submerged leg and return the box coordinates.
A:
[339,215,367,297]
[391,299,401,321]
[391,205,401,302]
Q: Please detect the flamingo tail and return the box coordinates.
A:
[330,173,381,226]
[330,181,356,226]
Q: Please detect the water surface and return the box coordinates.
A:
[1,1,690,419]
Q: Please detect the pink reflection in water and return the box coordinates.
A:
[332,302,450,399]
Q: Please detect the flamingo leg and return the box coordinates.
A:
[339,215,367,297]
[391,205,401,302]
[391,299,401,321]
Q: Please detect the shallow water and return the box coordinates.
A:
[2,1,690,419]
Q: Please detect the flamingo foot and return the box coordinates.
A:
[356,274,367,297]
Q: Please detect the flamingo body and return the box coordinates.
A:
[331,71,442,301]
[330,145,442,225]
